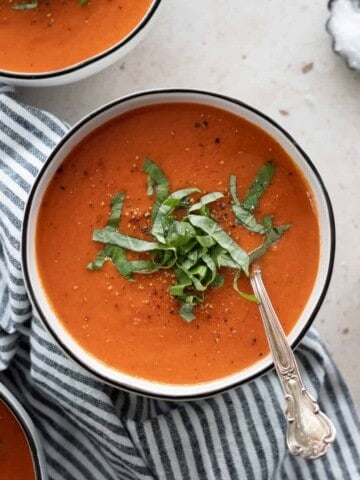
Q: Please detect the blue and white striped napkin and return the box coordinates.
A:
[1,84,359,480]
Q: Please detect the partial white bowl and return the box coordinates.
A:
[0,377,48,479]
[0,0,162,87]
[326,0,360,71]
[22,89,335,399]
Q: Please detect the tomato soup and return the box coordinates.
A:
[0,400,35,479]
[36,103,319,384]
[0,0,153,73]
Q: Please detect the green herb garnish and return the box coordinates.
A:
[143,158,170,221]
[249,224,291,264]
[12,0,37,10]
[88,158,290,321]
[12,0,88,10]
[233,270,259,304]
[230,160,291,266]
[229,161,275,234]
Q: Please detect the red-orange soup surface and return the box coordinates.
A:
[0,0,153,72]
[0,400,35,479]
[36,103,319,384]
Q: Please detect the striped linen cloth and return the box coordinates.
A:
[0,84,359,480]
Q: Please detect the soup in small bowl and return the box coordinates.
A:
[0,378,47,479]
[22,90,335,399]
[0,0,162,86]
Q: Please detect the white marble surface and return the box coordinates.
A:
[18,0,360,407]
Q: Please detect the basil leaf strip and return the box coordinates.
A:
[13,0,87,8]
[188,192,224,213]
[188,214,249,275]
[212,246,240,269]
[166,221,197,247]
[230,162,276,233]
[107,192,125,228]
[103,244,135,280]
[231,204,267,234]
[93,226,160,252]
[230,174,270,234]
[87,192,126,270]
[151,188,200,243]
[143,158,170,221]
[179,302,196,322]
[87,250,107,271]
[233,270,259,303]
[242,160,275,212]
[12,0,37,9]
[249,224,291,264]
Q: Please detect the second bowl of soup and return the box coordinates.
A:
[22,90,334,399]
[0,378,47,479]
[0,0,162,86]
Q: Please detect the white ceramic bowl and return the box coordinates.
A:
[0,0,162,87]
[0,377,48,479]
[22,89,335,399]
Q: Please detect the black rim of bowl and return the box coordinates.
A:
[22,89,336,400]
[0,0,162,81]
[0,386,44,479]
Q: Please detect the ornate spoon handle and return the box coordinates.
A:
[250,267,336,459]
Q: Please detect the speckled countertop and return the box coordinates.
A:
[18,0,360,407]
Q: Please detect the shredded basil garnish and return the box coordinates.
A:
[143,158,170,221]
[230,160,291,264]
[13,0,88,9]
[188,192,224,214]
[249,224,291,264]
[12,0,37,9]
[230,161,277,234]
[107,192,125,229]
[242,160,275,212]
[187,215,249,275]
[87,192,128,273]
[88,158,290,321]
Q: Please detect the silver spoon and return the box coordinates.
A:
[250,266,336,459]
